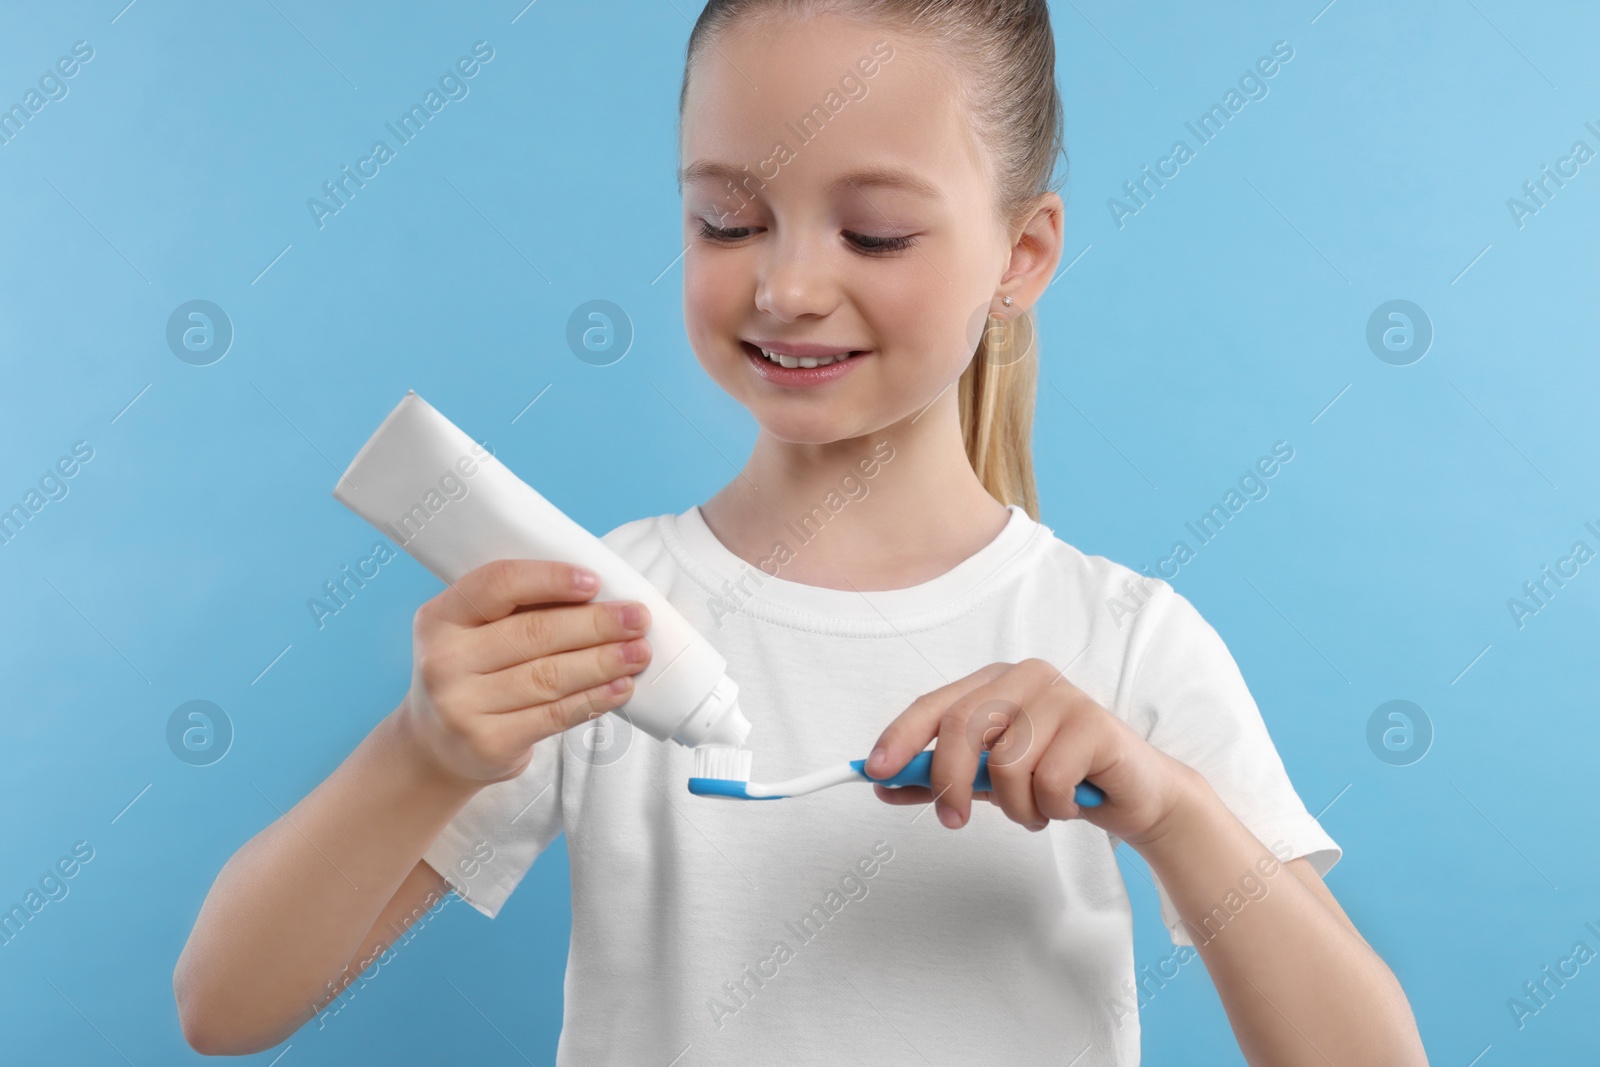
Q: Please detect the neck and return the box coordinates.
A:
[697,391,1013,591]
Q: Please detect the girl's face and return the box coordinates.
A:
[679,13,1014,446]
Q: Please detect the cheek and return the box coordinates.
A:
[875,284,982,376]
[682,259,737,345]
[684,239,750,297]
[682,259,756,394]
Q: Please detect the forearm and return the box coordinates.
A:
[174,704,482,1052]
[1133,769,1427,1066]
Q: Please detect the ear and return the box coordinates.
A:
[997,192,1066,313]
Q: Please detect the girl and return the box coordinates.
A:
[175,1,1429,1063]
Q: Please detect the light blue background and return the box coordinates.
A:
[2,0,1596,1063]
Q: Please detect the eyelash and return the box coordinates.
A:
[696,219,916,255]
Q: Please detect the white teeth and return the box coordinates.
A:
[757,347,857,369]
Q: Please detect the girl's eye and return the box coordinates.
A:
[697,219,754,242]
[695,219,916,255]
[844,230,916,254]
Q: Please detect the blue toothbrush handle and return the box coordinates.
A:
[853,750,1105,807]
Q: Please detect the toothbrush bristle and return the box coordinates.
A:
[693,745,752,782]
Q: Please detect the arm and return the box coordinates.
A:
[174,558,652,1055]
[173,706,481,1055]
[865,654,1429,1065]
[1134,767,1429,1066]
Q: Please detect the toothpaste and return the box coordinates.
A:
[331,390,751,750]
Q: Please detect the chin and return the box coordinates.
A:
[749,409,866,446]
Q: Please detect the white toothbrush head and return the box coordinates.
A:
[688,745,761,798]
[692,744,753,781]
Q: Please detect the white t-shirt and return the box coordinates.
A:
[422,502,1340,1065]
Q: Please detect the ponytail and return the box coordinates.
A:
[959,304,1039,520]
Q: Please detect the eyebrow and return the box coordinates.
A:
[679,160,944,201]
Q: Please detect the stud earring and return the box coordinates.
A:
[1001,295,1013,307]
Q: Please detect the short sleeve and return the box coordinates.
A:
[1117,580,1341,947]
[421,729,565,920]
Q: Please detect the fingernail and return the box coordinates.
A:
[1026,821,1048,832]
[937,804,961,829]
[573,567,599,591]
[866,746,885,774]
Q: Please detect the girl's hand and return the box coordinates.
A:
[399,559,654,787]
[865,658,1199,845]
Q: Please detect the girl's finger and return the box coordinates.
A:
[871,785,994,807]
[927,666,1049,828]
[931,701,984,826]
[984,703,1061,829]
[865,661,1011,778]
[1033,711,1105,822]
[871,783,931,806]
[429,559,600,629]
[870,783,992,809]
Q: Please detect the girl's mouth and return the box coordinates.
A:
[741,341,869,387]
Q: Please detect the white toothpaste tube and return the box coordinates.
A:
[331,390,752,751]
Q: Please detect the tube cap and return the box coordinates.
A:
[672,674,751,748]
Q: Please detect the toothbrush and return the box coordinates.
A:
[688,746,1106,806]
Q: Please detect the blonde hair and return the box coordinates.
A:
[681,0,1065,521]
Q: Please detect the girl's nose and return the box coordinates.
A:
[753,240,839,322]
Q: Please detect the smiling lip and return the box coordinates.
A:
[745,339,865,359]
[742,341,868,386]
